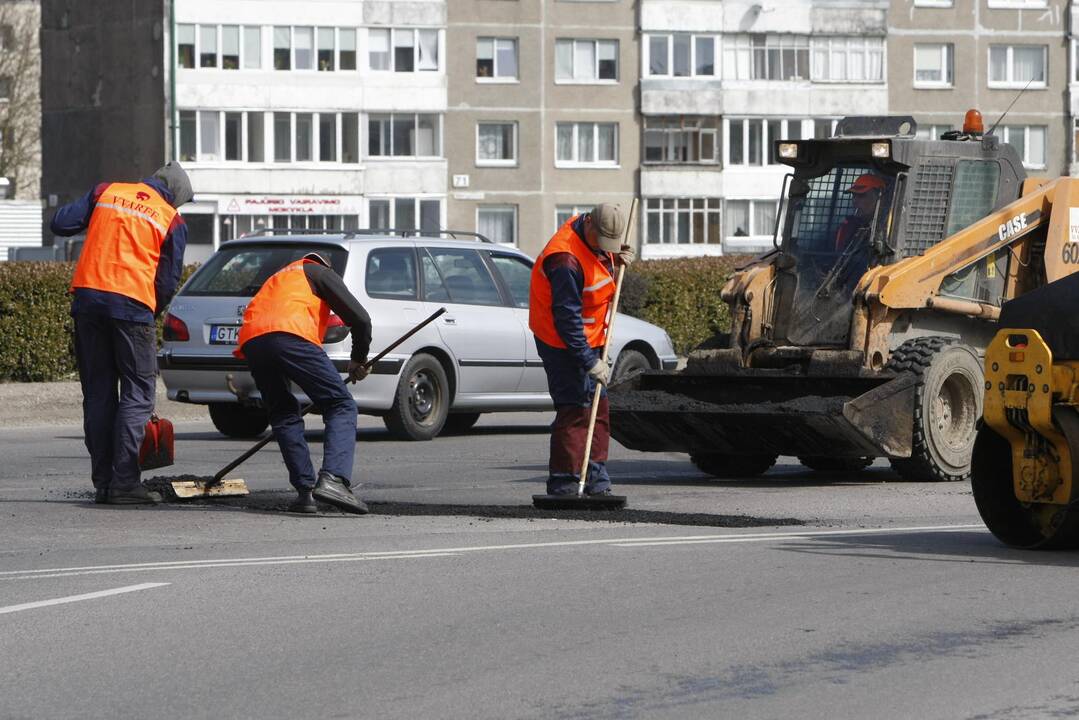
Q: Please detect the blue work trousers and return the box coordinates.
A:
[535,339,611,495]
[73,313,157,491]
[243,332,358,490]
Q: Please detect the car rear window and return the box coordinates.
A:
[181,242,348,297]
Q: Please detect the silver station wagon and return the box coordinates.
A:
[159,230,678,440]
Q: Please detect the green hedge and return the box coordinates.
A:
[621,256,753,355]
[0,262,199,383]
[0,256,751,382]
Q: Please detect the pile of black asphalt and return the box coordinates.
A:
[142,475,805,528]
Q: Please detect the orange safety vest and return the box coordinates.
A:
[70,182,178,311]
[529,216,616,349]
[235,259,330,358]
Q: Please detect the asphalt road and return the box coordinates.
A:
[2,412,1078,720]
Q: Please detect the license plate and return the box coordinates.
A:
[209,325,240,345]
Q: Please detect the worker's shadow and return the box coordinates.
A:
[774,529,1079,567]
[601,458,907,489]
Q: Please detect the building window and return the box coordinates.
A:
[369,28,440,72]
[369,198,441,231]
[915,124,953,141]
[340,29,357,70]
[342,113,360,162]
[0,25,13,51]
[987,0,1047,7]
[294,27,314,70]
[319,114,337,161]
[914,0,953,6]
[199,26,217,68]
[274,27,291,70]
[367,113,442,158]
[295,113,313,161]
[555,122,618,166]
[317,28,335,71]
[476,37,518,80]
[273,112,291,161]
[1073,119,1079,164]
[810,37,884,82]
[555,39,618,82]
[177,24,195,68]
[643,116,719,164]
[999,125,1047,169]
[989,45,1047,88]
[179,110,196,161]
[476,122,517,166]
[555,205,590,231]
[914,44,953,87]
[221,26,240,69]
[248,112,265,162]
[199,110,220,161]
[725,199,778,243]
[644,198,721,245]
[477,205,517,245]
[225,112,242,160]
[646,33,717,77]
[726,118,810,166]
[243,27,261,69]
[723,34,808,81]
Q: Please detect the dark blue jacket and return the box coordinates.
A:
[52,177,188,324]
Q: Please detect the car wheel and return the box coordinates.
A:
[208,402,269,438]
[383,353,449,441]
[442,412,482,434]
[612,348,652,382]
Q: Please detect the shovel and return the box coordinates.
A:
[171,307,447,499]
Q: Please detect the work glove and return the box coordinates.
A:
[616,244,636,267]
[347,361,370,384]
[587,358,610,386]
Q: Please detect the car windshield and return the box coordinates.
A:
[181,242,349,297]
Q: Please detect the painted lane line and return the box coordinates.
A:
[0,524,987,582]
[0,583,169,616]
[3,554,460,582]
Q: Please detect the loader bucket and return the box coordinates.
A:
[608,369,917,459]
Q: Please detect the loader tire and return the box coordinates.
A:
[691,453,777,479]
[208,402,269,438]
[886,337,983,482]
[798,456,873,473]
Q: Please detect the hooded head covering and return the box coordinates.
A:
[152,161,193,208]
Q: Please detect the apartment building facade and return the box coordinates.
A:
[889,0,1070,176]
[445,0,640,256]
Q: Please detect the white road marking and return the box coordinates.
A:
[0,583,169,616]
[0,524,987,582]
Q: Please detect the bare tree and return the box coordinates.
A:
[0,0,40,200]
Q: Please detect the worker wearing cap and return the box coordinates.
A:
[835,173,887,253]
[51,162,193,506]
[529,204,635,496]
[236,253,373,515]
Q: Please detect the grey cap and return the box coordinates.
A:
[152,161,193,208]
[303,252,330,267]
[590,203,625,252]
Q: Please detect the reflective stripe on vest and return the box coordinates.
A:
[528,216,616,349]
[234,259,330,358]
[70,182,177,311]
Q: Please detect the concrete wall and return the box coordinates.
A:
[40,0,168,231]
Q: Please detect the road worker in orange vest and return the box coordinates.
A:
[51,162,193,505]
[529,204,635,497]
[235,252,373,514]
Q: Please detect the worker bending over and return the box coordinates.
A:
[529,204,634,497]
[236,253,373,514]
[52,162,193,505]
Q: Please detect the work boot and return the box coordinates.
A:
[312,470,368,515]
[288,488,317,514]
[107,484,162,505]
[94,488,108,504]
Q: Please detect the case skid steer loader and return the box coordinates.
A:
[609,113,1079,482]
[972,275,1079,548]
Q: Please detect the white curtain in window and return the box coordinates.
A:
[556,124,573,161]
[418,30,438,70]
[294,27,313,69]
[416,115,438,156]
[649,36,668,75]
[555,40,574,80]
[596,124,616,162]
[497,39,517,78]
[369,29,390,70]
[725,200,749,237]
[574,41,596,80]
[1004,126,1026,160]
[369,200,390,228]
[577,123,595,162]
[1012,46,1045,82]
[200,111,220,160]
[478,124,505,160]
[753,201,777,237]
[1027,126,1046,166]
[989,46,1008,82]
[673,35,691,76]
[810,44,827,80]
[867,39,884,81]
[914,44,942,82]
[478,208,515,244]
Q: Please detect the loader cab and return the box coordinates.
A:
[769,115,1026,348]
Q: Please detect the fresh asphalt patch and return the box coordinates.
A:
[142,475,805,528]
